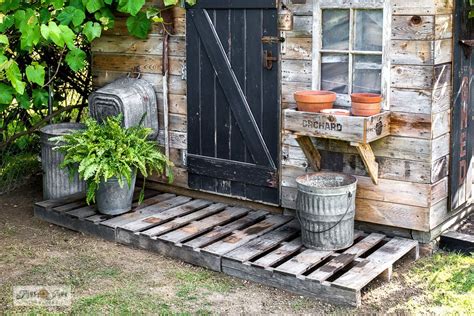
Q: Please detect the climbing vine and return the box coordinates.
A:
[0,0,194,147]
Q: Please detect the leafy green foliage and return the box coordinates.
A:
[54,116,174,204]
[126,12,151,39]
[0,0,197,146]
[66,48,87,72]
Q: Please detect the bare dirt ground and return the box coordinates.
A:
[0,176,471,314]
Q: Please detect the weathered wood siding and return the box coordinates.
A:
[91,0,456,239]
[280,0,454,235]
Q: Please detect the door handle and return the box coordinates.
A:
[263,50,278,70]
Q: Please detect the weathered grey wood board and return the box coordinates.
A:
[34,192,419,307]
[283,109,391,144]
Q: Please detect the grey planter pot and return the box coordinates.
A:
[96,171,137,215]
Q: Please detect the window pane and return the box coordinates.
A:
[321,53,349,94]
[322,9,349,50]
[352,55,382,94]
[354,10,383,51]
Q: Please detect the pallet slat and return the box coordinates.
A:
[274,249,334,276]
[141,203,227,237]
[158,206,250,243]
[252,238,303,269]
[100,194,181,228]
[332,238,418,291]
[67,206,96,219]
[183,210,269,249]
[307,233,385,282]
[223,219,300,263]
[119,199,212,232]
[53,200,87,213]
[202,215,293,256]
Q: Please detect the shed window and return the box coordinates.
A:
[313,2,388,107]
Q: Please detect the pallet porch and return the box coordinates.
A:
[34,189,419,307]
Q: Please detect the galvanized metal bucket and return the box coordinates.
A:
[40,123,86,200]
[296,172,357,251]
[88,77,159,139]
[96,171,137,215]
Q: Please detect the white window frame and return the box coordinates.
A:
[311,0,391,110]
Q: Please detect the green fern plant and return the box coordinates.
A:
[53,115,173,204]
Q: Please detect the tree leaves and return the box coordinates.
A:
[26,63,46,86]
[126,12,151,39]
[0,35,9,47]
[117,0,145,16]
[59,24,77,49]
[84,0,104,14]
[0,83,15,105]
[41,21,64,47]
[6,61,26,95]
[0,0,198,114]
[57,6,86,26]
[32,89,49,108]
[83,21,102,42]
[65,48,86,72]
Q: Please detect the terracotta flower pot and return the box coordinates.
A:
[350,93,383,104]
[294,90,336,113]
[320,109,350,116]
[351,102,381,117]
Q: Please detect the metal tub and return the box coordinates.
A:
[88,77,159,139]
[296,172,357,251]
[40,123,86,200]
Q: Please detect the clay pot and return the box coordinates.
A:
[294,90,337,113]
[351,102,381,117]
[320,109,350,116]
[350,93,382,104]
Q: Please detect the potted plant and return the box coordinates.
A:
[54,115,173,215]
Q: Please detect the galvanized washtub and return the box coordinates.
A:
[296,172,357,251]
[40,123,86,200]
[88,77,159,139]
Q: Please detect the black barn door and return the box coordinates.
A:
[186,0,280,204]
[450,0,474,210]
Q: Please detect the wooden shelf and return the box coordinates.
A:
[283,109,390,144]
[283,109,391,184]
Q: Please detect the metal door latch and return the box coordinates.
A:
[261,36,285,44]
[263,50,278,70]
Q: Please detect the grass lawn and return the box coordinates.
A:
[0,177,472,314]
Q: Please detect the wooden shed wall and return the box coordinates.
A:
[281,0,454,238]
[91,0,457,240]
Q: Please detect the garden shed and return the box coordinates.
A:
[89,0,472,243]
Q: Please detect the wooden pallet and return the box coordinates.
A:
[34,190,419,307]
